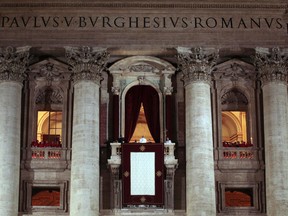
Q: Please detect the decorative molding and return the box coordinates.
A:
[65,46,109,85]
[217,62,256,82]
[221,89,248,106]
[36,62,63,85]
[111,86,120,95]
[0,3,286,10]
[163,86,173,95]
[129,64,159,73]
[35,88,63,105]
[0,46,30,83]
[254,47,288,86]
[177,47,218,86]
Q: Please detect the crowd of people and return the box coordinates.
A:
[223,141,253,147]
[31,140,62,148]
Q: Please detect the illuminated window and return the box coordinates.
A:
[225,188,253,207]
[221,89,250,146]
[37,111,62,142]
[31,187,60,207]
[222,111,247,143]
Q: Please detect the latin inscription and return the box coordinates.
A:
[0,15,287,33]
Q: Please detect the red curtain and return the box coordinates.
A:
[124,85,160,143]
[125,86,142,142]
[113,95,119,141]
[165,95,173,140]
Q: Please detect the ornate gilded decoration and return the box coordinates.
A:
[177,47,218,86]
[123,171,130,177]
[139,145,146,152]
[254,47,288,86]
[0,46,30,83]
[65,46,109,84]
[140,196,146,203]
[156,170,162,177]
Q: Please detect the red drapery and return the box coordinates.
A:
[165,95,173,140]
[125,85,160,143]
[113,95,119,141]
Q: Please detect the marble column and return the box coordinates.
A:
[0,46,30,216]
[255,47,288,216]
[177,47,218,216]
[66,46,109,216]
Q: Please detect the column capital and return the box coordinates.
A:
[65,46,110,85]
[176,47,218,86]
[0,46,30,83]
[254,47,288,86]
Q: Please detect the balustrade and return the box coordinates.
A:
[221,148,256,160]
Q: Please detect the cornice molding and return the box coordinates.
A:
[0,3,286,10]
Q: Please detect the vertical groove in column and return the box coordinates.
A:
[185,82,216,216]
[0,82,22,216]
[70,81,100,216]
[263,82,288,216]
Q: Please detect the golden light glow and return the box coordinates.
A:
[222,111,247,143]
[130,104,155,143]
[37,111,62,142]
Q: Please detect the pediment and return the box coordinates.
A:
[30,58,69,75]
[109,56,175,75]
[214,59,256,80]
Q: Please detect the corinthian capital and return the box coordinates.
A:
[177,47,218,86]
[65,46,110,85]
[254,47,288,86]
[0,46,30,83]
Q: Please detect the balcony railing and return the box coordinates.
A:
[222,148,255,160]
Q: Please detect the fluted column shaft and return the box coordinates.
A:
[66,46,109,216]
[177,47,218,216]
[0,46,29,216]
[255,47,288,216]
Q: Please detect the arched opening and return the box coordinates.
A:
[221,88,252,147]
[222,111,247,143]
[124,85,160,143]
[37,111,62,143]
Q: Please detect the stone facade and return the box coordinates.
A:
[0,1,287,216]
